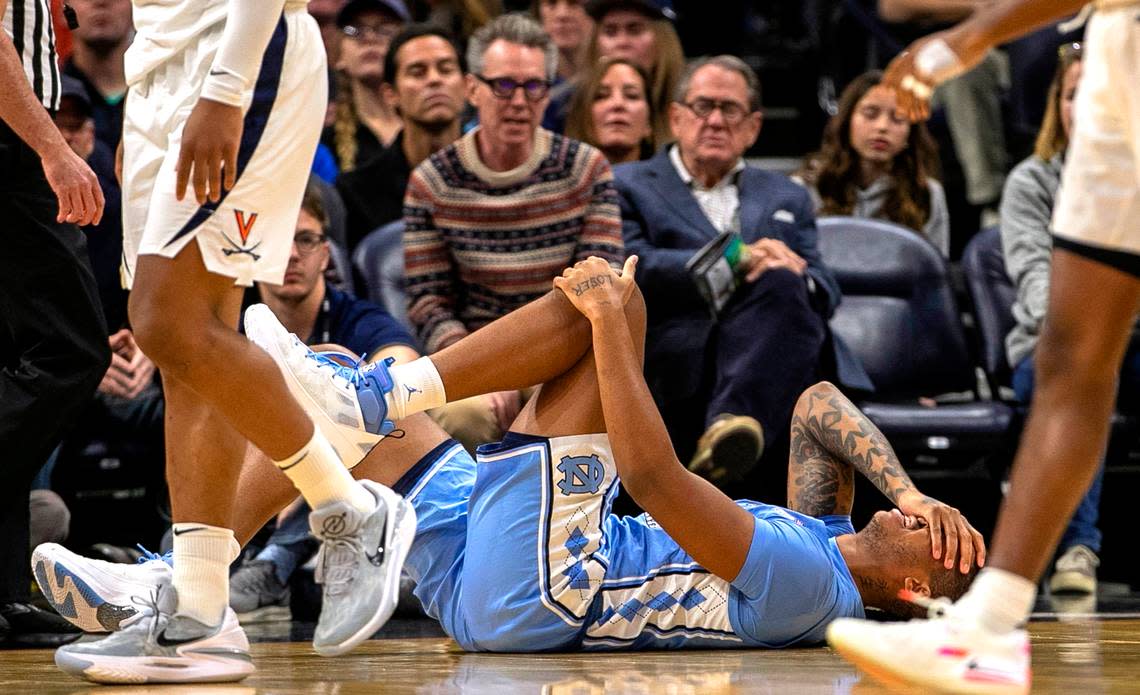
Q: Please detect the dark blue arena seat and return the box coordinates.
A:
[817,217,1013,464]
[962,227,1019,389]
[352,220,411,332]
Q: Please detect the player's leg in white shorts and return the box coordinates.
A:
[1051,7,1140,268]
[121,9,327,291]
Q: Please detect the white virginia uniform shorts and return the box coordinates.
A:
[1052,4,1140,256]
[120,7,326,288]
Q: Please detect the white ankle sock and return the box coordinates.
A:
[171,523,239,626]
[956,567,1037,634]
[385,357,446,420]
[275,429,373,513]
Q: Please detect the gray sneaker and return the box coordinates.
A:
[1049,544,1099,595]
[309,480,417,656]
[229,560,292,624]
[54,585,254,684]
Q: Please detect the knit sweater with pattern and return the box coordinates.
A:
[404,127,624,353]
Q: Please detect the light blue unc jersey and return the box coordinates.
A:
[396,434,864,652]
[583,505,864,650]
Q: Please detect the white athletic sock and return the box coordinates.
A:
[385,357,447,420]
[956,567,1037,634]
[171,523,240,626]
[275,428,374,514]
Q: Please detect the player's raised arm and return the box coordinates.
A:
[176,0,289,204]
[553,257,758,582]
[788,381,985,574]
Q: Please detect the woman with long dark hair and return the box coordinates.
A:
[797,70,949,256]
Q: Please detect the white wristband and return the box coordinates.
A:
[199,67,249,108]
[914,38,966,83]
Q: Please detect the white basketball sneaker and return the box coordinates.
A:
[309,480,417,656]
[827,602,1030,695]
[33,543,172,633]
[244,303,396,469]
[54,585,254,684]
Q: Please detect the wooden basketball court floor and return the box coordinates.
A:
[4,598,1140,694]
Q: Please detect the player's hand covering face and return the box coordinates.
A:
[881,26,985,122]
[897,491,987,574]
[553,255,638,320]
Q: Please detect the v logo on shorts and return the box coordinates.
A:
[233,210,259,244]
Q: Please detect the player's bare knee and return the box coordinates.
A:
[129,293,206,370]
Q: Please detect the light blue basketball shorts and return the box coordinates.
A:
[394,432,763,652]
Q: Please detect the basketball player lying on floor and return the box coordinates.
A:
[37,256,984,652]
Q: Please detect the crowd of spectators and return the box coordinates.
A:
[7,0,1124,644]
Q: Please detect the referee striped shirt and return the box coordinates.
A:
[2,0,60,110]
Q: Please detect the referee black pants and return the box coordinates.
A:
[0,125,109,602]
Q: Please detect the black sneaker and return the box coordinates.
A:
[0,601,82,649]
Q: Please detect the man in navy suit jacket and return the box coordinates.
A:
[614,56,871,483]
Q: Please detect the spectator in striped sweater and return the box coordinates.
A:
[404,13,624,449]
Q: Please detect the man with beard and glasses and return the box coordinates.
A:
[336,24,466,248]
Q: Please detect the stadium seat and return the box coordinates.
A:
[326,239,355,295]
[961,225,1140,467]
[817,217,1013,465]
[309,173,348,250]
[352,220,411,331]
[961,226,1017,389]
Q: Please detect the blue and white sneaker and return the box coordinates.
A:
[244,303,396,469]
[32,543,172,633]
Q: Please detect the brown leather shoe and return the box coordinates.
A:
[687,414,764,484]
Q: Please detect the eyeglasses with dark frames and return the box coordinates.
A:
[677,97,752,125]
[293,232,328,255]
[475,74,552,102]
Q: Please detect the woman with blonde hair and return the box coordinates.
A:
[565,57,655,164]
[322,0,409,174]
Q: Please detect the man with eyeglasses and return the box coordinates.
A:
[614,55,868,491]
[403,13,623,450]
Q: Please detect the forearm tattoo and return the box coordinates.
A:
[788,385,916,516]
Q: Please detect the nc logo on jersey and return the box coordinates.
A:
[556,454,605,496]
[221,209,263,260]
